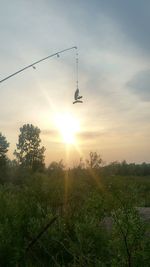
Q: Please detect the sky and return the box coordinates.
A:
[0,0,150,166]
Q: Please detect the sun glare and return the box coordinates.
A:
[54,113,80,144]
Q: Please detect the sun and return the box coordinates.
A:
[53,113,80,144]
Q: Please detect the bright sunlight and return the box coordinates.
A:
[53,113,80,144]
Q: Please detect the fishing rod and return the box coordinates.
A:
[0,46,77,84]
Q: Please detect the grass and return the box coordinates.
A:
[0,169,149,266]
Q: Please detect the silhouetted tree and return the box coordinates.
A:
[86,152,103,169]
[0,133,9,159]
[48,160,64,171]
[47,160,65,177]
[14,124,45,171]
[0,133,9,182]
[103,161,150,176]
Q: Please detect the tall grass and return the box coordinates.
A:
[0,170,149,266]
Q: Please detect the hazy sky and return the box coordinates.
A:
[0,0,150,165]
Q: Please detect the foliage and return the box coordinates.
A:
[14,124,45,171]
[47,160,65,178]
[86,152,103,169]
[0,170,149,266]
[0,133,9,183]
[104,160,150,176]
[0,132,9,158]
[110,206,149,267]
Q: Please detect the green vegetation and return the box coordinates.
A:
[14,124,45,172]
[0,132,9,184]
[0,125,149,266]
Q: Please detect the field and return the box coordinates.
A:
[0,169,149,266]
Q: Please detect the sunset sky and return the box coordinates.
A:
[0,0,150,166]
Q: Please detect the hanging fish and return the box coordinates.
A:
[73,88,83,104]
[73,49,83,104]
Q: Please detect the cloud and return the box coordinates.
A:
[42,129,58,136]
[127,70,150,101]
[41,129,60,143]
[101,1,150,54]
[77,131,104,140]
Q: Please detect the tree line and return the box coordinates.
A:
[0,124,150,184]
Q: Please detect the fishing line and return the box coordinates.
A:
[76,48,79,90]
